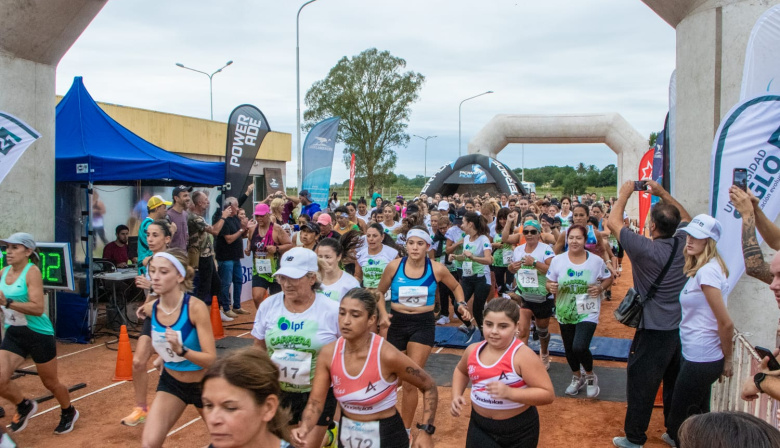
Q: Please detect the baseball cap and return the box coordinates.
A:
[172,185,193,198]
[254,203,270,216]
[317,214,332,226]
[0,233,39,261]
[147,195,172,210]
[680,214,722,242]
[437,200,450,211]
[274,247,319,279]
[298,189,312,200]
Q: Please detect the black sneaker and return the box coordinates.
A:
[9,399,37,433]
[54,407,79,434]
[605,290,612,301]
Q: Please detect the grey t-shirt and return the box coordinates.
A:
[620,223,688,331]
[166,207,189,251]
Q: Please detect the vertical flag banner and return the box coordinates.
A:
[0,112,40,186]
[263,167,285,194]
[711,95,780,292]
[741,5,780,100]
[638,148,654,229]
[668,71,677,195]
[348,153,356,202]
[224,105,270,200]
[301,117,340,208]
[651,129,665,207]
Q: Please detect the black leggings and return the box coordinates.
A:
[466,407,539,448]
[559,321,597,372]
[666,357,724,444]
[492,266,511,294]
[461,275,490,329]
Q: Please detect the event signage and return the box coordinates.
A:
[0,112,39,186]
[710,95,780,292]
[223,105,270,199]
[301,117,340,208]
[0,242,74,291]
[263,167,284,195]
[741,5,780,100]
[348,153,356,202]
[638,148,654,228]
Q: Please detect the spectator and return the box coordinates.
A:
[92,190,108,246]
[188,190,230,307]
[609,179,691,448]
[678,411,780,448]
[102,225,136,268]
[167,185,192,251]
[298,190,321,219]
[328,191,339,210]
[215,197,249,320]
[137,195,171,275]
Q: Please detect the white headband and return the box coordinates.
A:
[153,252,187,277]
[406,229,432,246]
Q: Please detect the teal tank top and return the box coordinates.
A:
[0,264,55,335]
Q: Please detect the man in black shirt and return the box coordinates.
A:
[215,197,249,318]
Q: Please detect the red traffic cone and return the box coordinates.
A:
[654,382,664,407]
[113,325,133,381]
[210,296,225,340]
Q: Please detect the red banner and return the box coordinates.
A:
[638,148,654,232]
[348,153,356,202]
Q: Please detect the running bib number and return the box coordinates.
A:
[254,258,272,274]
[2,307,27,327]
[575,294,600,315]
[516,269,539,288]
[151,329,186,363]
[398,286,428,307]
[340,416,380,448]
[502,250,513,265]
[270,349,312,386]
[462,261,473,277]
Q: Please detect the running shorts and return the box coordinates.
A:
[251,275,282,295]
[386,311,436,351]
[1,326,56,363]
[283,387,337,427]
[157,369,203,408]
[520,297,554,320]
[338,411,407,448]
[466,407,539,448]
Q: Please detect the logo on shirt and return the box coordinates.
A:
[366,381,377,393]
[567,269,584,278]
[277,317,304,332]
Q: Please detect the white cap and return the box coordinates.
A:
[273,247,319,279]
[680,214,722,242]
[437,200,450,211]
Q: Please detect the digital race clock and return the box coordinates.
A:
[0,242,74,291]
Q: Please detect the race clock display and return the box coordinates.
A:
[0,242,74,291]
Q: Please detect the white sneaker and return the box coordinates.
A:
[220,310,234,322]
[564,375,585,395]
[585,373,600,398]
[436,316,450,326]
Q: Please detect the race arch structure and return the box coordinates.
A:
[420,154,524,198]
[467,113,647,216]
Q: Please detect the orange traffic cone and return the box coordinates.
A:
[654,382,664,407]
[211,296,225,340]
[113,325,133,381]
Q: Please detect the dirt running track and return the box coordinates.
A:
[5,259,670,447]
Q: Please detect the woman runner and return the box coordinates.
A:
[450,212,493,335]
[356,223,400,333]
[318,238,361,302]
[555,197,573,231]
[491,208,513,295]
[246,203,293,309]
[381,204,402,242]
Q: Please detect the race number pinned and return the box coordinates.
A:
[502,250,513,265]
[254,258,272,274]
[151,329,185,363]
[398,286,428,307]
[270,349,312,386]
[516,269,539,288]
[2,306,27,327]
[462,261,474,277]
[575,293,600,315]
[340,416,380,448]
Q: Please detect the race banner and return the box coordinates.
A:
[224,105,270,200]
[638,148,654,229]
[301,117,340,208]
[741,5,780,100]
[651,128,666,208]
[0,112,40,186]
[348,153,356,202]
[263,167,284,195]
[711,95,780,292]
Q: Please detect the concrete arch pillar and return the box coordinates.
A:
[468,113,647,216]
[0,0,106,240]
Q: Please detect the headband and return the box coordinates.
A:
[406,229,433,246]
[153,252,187,277]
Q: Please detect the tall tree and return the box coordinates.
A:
[303,48,425,193]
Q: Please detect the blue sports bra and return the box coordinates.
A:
[390,257,437,308]
[151,293,203,371]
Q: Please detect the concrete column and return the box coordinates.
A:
[0,0,106,240]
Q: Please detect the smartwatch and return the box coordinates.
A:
[5,299,13,309]
[416,423,436,435]
[755,372,767,393]
[178,346,189,357]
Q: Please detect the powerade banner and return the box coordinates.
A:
[224,105,270,199]
[301,117,340,208]
[638,148,654,228]
[741,5,780,100]
[0,112,39,186]
[443,164,496,184]
[421,154,522,197]
[710,95,780,293]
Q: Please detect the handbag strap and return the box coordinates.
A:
[644,237,679,302]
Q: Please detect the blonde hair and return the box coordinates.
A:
[270,198,284,214]
[158,247,196,291]
[684,238,729,278]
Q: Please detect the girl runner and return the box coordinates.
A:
[546,224,613,399]
[292,288,439,448]
[450,212,493,334]
[0,233,78,435]
[298,222,320,251]
[356,223,400,334]
[378,228,471,433]
[451,299,554,448]
[355,198,371,224]
[246,203,293,309]
[141,248,217,448]
[381,204,402,242]
[318,238,361,302]
[555,197,573,230]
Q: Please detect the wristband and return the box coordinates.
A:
[457,301,468,309]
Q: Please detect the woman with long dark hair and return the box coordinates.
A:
[450,212,493,335]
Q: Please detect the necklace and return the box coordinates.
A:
[158,296,183,315]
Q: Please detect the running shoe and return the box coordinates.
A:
[232,308,250,315]
[541,353,550,370]
[220,310,234,322]
[661,433,677,447]
[54,407,79,434]
[458,324,476,339]
[585,373,600,398]
[9,399,37,433]
[436,316,450,326]
[605,290,612,301]
[120,407,147,426]
[324,422,338,448]
[225,309,238,318]
[612,437,643,448]
[564,375,585,396]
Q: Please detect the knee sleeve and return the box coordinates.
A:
[537,327,549,341]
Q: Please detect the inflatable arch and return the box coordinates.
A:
[420,154,524,197]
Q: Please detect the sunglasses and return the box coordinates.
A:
[522,230,539,235]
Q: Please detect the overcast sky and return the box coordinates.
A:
[56,0,676,186]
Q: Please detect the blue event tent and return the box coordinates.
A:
[55,76,224,185]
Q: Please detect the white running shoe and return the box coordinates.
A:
[220,310,234,322]
[585,373,600,398]
[435,316,450,326]
[564,375,585,396]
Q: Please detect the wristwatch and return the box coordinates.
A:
[5,299,13,309]
[177,346,189,357]
[416,423,436,435]
[755,372,767,393]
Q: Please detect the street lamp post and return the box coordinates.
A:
[297,0,320,190]
[413,135,437,178]
[458,90,493,157]
[175,61,234,120]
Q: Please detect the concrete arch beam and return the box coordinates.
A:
[468,113,647,216]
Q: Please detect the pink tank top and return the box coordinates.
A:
[468,338,527,410]
[331,334,398,415]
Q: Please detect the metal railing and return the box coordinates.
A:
[711,331,779,427]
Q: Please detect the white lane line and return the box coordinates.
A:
[237,331,249,337]
[20,341,118,370]
[167,417,202,436]
[435,347,443,354]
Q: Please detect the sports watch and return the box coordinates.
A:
[755,372,767,393]
[416,423,436,435]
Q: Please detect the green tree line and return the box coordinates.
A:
[514,163,617,196]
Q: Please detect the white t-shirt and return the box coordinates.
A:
[381,221,401,241]
[252,292,340,392]
[556,211,573,230]
[320,271,361,302]
[356,244,399,289]
[445,226,466,271]
[546,252,611,325]
[356,210,370,223]
[462,234,492,277]
[488,219,497,238]
[679,259,729,362]
[512,243,555,302]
